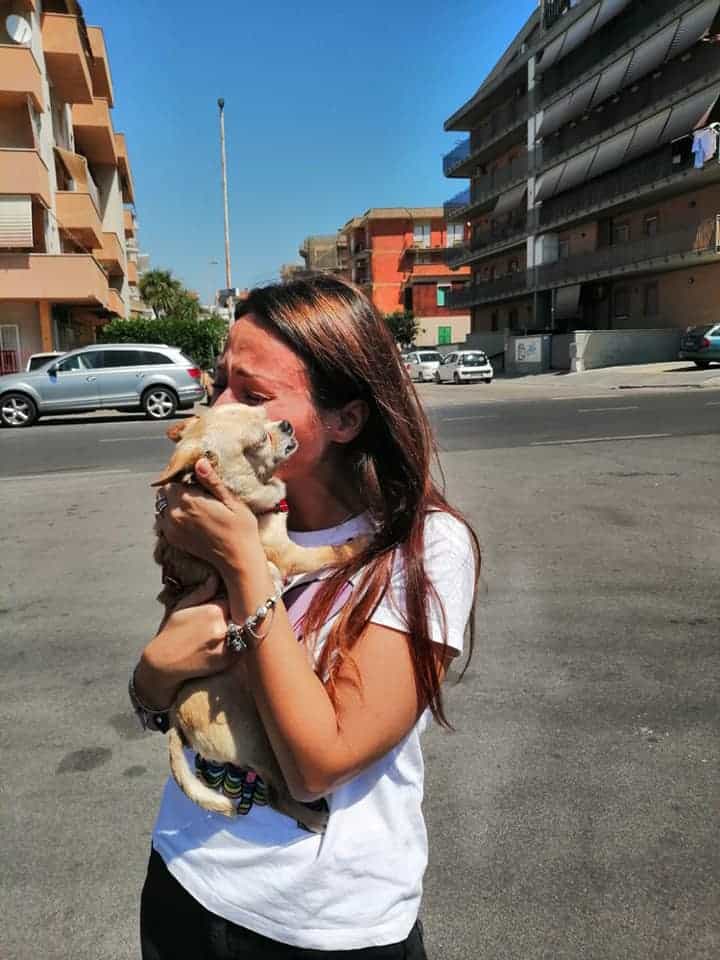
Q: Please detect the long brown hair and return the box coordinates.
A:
[235,275,480,728]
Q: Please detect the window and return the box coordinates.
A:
[56,354,87,372]
[96,349,146,368]
[643,283,658,316]
[413,222,431,248]
[644,216,658,237]
[140,350,173,365]
[447,223,464,247]
[613,287,630,320]
[558,239,569,259]
[437,284,451,307]
[508,258,520,273]
[612,223,630,245]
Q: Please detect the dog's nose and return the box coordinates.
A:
[279,420,293,434]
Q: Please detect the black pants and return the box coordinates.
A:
[141,848,428,959]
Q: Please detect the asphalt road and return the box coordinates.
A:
[0,392,718,959]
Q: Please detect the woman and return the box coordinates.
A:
[133,276,479,958]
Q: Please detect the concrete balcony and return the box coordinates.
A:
[86,26,114,106]
[41,12,93,105]
[0,253,109,304]
[0,148,51,207]
[93,231,125,276]
[0,45,44,111]
[127,258,138,284]
[115,133,135,204]
[123,209,136,238]
[536,216,720,289]
[55,191,103,249]
[72,98,116,165]
[446,215,528,268]
[107,288,125,316]
[448,270,531,308]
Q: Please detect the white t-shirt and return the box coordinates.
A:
[152,510,476,950]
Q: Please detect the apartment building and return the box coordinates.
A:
[342,207,471,346]
[0,0,137,372]
[443,0,720,339]
[298,233,350,277]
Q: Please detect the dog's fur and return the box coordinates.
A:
[151,404,366,831]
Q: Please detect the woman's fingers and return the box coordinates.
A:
[171,573,221,612]
[193,456,234,508]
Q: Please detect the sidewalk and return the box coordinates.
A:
[417,361,720,406]
[502,361,720,392]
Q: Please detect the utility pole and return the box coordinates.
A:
[217,97,234,328]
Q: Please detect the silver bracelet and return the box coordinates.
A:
[128,666,171,733]
[225,588,282,653]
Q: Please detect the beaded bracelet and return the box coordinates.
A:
[225,587,282,653]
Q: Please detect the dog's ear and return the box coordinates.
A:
[166,417,199,444]
[150,441,204,487]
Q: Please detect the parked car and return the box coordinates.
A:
[679,323,720,367]
[404,350,442,382]
[0,343,205,428]
[26,351,65,372]
[434,350,494,384]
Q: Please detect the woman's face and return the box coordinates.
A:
[213,313,331,484]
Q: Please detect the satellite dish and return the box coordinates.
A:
[6,15,32,45]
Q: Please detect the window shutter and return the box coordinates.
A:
[0,196,33,248]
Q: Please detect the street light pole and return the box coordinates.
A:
[217,97,233,328]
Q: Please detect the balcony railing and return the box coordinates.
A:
[539,0,685,101]
[447,214,528,267]
[448,270,531,308]
[448,216,720,306]
[445,155,529,220]
[443,95,529,176]
[443,139,471,176]
[538,144,692,229]
[537,42,720,170]
[536,216,720,287]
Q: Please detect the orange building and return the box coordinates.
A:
[342,208,471,347]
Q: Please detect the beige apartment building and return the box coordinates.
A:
[0,0,139,373]
[443,0,720,344]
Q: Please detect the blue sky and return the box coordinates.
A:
[83,0,536,303]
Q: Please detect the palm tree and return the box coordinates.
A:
[138,269,184,319]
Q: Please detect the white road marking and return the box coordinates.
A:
[531,433,671,447]
[2,467,132,482]
[99,436,162,443]
[577,406,640,413]
[443,415,499,422]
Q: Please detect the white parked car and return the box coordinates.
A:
[404,350,442,382]
[434,350,494,384]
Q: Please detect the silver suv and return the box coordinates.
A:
[0,343,205,428]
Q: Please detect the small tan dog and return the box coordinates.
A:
[152,403,365,831]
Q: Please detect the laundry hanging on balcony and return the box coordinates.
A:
[692,125,719,167]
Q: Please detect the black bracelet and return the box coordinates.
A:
[128,667,171,734]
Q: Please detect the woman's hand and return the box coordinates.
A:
[135,575,234,710]
[155,457,260,575]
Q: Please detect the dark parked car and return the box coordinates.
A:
[679,324,720,368]
[0,343,205,427]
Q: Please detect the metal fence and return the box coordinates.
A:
[443,96,528,175]
[536,215,720,286]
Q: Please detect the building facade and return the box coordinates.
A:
[298,233,349,277]
[0,0,137,373]
[443,0,720,338]
[342,207,471,347]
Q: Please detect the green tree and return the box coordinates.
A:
[138,269,184,319]
[384,311,421,348]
